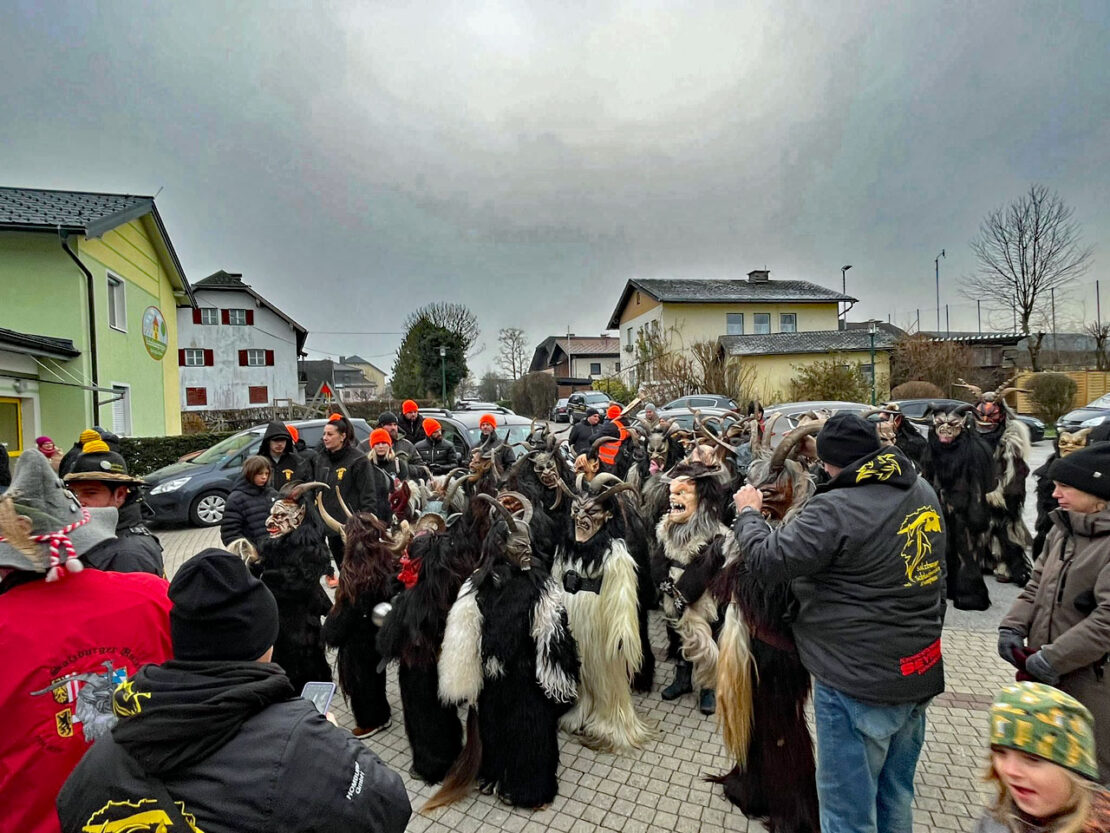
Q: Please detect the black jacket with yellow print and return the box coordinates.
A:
[311,445,375,527]
[733,445,947,705]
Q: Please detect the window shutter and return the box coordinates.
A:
[221,309,230,325]
[204,349,214,366]
[265,349,274,366]
[192,308,201,324]
[178,349,186,366]
[239,350,249,366]
[246,309,255,326]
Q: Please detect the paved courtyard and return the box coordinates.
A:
[156,442,1049,833]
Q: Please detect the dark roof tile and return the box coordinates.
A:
[719,329,896,357]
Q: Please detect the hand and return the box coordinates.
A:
[997,628,1026,667]
[733,485,763,515]
[1023,651,1061,686]
[325,711,338,726]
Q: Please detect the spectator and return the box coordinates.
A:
[360,411,423,467]
[998,441,1110,781]
[0,450,172,833]
[476,413,515,470]
[36,435,62,473]
[220,456,277,547]
[57,548,411,833]
[58,426,119,477]
[569,407,601,455]
[259,422,308,489]
[732,413,947,832]
[312,414,376,583]
[414,418,459,476]
[398,399,426,445]
[975,682,1109,832]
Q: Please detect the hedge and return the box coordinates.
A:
[120,432,236,477]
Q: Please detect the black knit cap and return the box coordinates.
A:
[585,407,599,419]
[1047,443,1110,500]
[377,411,399,427]
[169,548,280,661]
[816,412,882,468]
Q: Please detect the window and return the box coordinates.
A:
[590,362,602,375]
[625,326,633,350]
[0,397,23,456]
[111,384,131,436]
[181,348,205,367]
[239,349,274,367]
[107,275,126,331]
[780,313,797,333]
[753,313,771,335]
[192,308,219,325]
[185,387,208,406]
[726,313,744,335]
[859,364,875,383]
[221,308,253,326]
[248,386,269,404]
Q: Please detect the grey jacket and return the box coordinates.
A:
[734,446,947,705]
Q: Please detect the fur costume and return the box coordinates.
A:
[433,494,580,809]
[922,406,996,610]
[555,477,655,751]
[377,518,468,783]
[978,415,1033,585]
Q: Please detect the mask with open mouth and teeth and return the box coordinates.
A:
[933,412,967,444]
[667,478,697,524]
[1058,428,1091,457]
[266,499,305,537]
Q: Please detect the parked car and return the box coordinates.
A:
[417,407,537,462]
[568,390,614,423]
[144,418,372,527]
[1056,393,1110,434]
[661,394,739,411]
[453,400,514,413]
[550,397,570,423]
[888,398,1045,443]
[761,401,872,447]
[655,405,738,434]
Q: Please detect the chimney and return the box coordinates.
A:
[747,269,770,283]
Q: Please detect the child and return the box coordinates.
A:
[977,682,1110,832]
[221,456,277,546]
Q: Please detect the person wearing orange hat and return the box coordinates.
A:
[595,403,629,472]
[363,427,403,523]
[413,417,459,476]
[398,400,426,446]
[477,413,515,470]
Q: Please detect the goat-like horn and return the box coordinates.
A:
[335,486,354,520]
[955,378,983,399]
[594,480,636,505]
[499,491,534,525]
[768,422,823,471]
[443,473,469,511]
[286,480,329,501]
[589,473,625,490]
[590,435,612,453]
[414,513,447,534]
[315,491,345,535]
[475,492,515,527]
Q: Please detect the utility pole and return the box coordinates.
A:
[1098,280,1102,327]
[945,304,950,336]
[1051,288,1058,365]
[840,265,852,325]
[868,321,877,406]
[977,300,982,335]
[935,250,945,331]
[439,345,447,406]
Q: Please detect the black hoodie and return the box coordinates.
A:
[260,421,308,488]
[57,661,411,833]
[733,446,947,705]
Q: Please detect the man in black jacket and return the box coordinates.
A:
[57,548,411,833]
[64,436,165,576]
[476,413,516,470]
[260,421,308,488]
[731,413,946,833]
[413,418,459,476]
[569,407,601,456]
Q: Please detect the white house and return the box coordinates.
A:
[177,271,307,410]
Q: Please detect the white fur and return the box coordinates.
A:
[438,579,484,705]
[532,577,578,704]
[716,602,755,765]
[986,418,1031,507]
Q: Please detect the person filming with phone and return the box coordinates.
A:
[57,548,411,833]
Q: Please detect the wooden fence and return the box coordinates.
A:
[1013,371,1110,413]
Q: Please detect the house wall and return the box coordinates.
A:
[177,288,302,410]
[660,302,839,345]
[744,350,892,401]
[569,355,621,378]
[350,362,386,390]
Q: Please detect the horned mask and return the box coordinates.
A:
[478,492,535,570]
[571,474,635,542]
[1058,428,1091,458]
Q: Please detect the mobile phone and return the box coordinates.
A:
[301,681,336,715]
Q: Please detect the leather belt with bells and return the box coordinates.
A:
[563,570,602,595]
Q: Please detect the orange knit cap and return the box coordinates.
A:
[606,404,622,419]
[479,413,497,429]
[422,417,442,435]
[328,412,342,422]
[285,424,299,444]
[402,400,419,415]
[369,428,392,447]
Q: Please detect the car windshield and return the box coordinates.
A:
[1088,393,1110,409]
[190,431,261,464]
[466,425,534,449]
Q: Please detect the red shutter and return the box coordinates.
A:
[192,309,201,324]
[239,350,249,366]
[203,349,214,366]
[178,349,186,366]
[221,309,230,325]
[265,349,274,366]
[246,309,255,326]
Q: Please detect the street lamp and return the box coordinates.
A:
[934,250,945,331]
[840,265,852,325]
[868,320,877,406]
[439,345,447,406]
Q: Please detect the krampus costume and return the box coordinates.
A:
[505,432,577,561]
[1031,428,1091,562]
[960,378,1033,586]
[555,475,655,751]
[654,460,729,714]
[235,481,333,694]
[876,403,928,469]
[922,403,997,610]
[431,493,579,809]
[377,514,467,783]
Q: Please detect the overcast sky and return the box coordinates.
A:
[3,1,1107,375]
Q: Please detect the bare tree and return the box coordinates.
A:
[964,184,1092,371]
[496,327,528,381]
[403,302,483,357]
[1085,321,1110,371]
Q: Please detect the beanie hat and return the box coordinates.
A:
[816,413,882,468]
[78,428,101,445]
[327,412,342,422]
[285,424,299,444]
[169,548,280,662]
[36,436,54,448]
[369,428,393,447]
[377,411,399,427]
[585,407,599,419]
[1047,443,1110,501]
[64,439,144,485]
[479,413,498,430]
[989,682,1099,780]
[606,405,622,420]
[423,417,442,435]
[402,400,419,415]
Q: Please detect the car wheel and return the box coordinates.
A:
[189,491,227,527]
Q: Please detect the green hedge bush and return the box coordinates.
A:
[119,432,235,477]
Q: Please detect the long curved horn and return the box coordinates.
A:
[506,449,534,481]
[475,492,515,527]
[315,492,345,535]
[335,486,354,520]
[499,491,534,525]
[443,473,469,511]
[589,472,625,490]
[699,426,738,458]
[955,378,983,398]
[768,422,823,471]
[285,480,329,501]
[590,435,612,453]
[594,480,636,505]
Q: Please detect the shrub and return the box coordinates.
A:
[890,381,944,400]
[592,377,636,404]
[789,361,871,403]
[890,336,975,395]
[119,432,235,476]
[1026,373,1077,424]
[510,372,558,417]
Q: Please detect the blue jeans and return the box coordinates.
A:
[813,680,930,833]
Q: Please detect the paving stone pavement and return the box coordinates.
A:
[156,441,1052,832]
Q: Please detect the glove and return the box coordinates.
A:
[1023,651,1061,686]
[997,628,1026,667]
